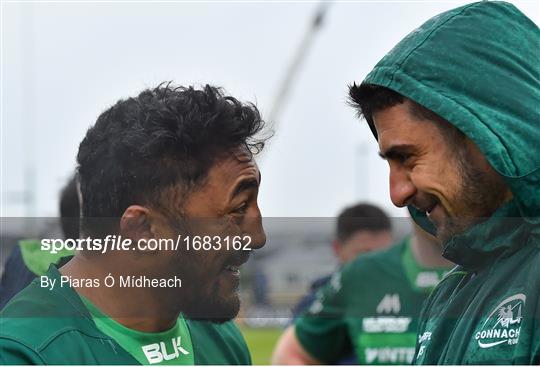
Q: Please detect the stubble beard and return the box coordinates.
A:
[435,149,510,244]
[160,246,241,323]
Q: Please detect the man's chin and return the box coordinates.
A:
[182,292,240,323]
[434,226,453,245]
[434,217,476,244]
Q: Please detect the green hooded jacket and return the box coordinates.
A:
[359,1,539,364]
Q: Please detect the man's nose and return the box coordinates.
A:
[245,207,266,250]
[389,167,416,208]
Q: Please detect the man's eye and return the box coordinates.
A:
[232,202,248,214]
[396,153,411,163]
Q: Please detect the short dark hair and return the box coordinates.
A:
[348,83,464,143]
[77,83,267,234]
[336,203,391,243]
[59,175,80,240]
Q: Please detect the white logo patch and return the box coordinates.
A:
[330,272,342,292]
[142,336,190,364]
[415,331,432,360]
[415,271,441,288]
[376,294,401,314]
[365,347,415,364]
[362,317,412,333]
[475,293,525,349]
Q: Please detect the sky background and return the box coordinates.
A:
[2,0,539,218]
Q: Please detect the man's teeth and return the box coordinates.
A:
[225,265,240,274]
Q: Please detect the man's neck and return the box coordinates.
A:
[410,230,454,268]
[60,255,179,333]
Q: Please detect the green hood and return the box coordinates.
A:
[360,1,539,266]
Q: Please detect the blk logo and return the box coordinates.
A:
[142,336,190,364]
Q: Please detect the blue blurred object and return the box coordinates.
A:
[0,246,36,309]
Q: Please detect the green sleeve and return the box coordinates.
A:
[295,270,352,364]
[0,338,46,365]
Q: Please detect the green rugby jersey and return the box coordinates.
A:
[81,296,195,365]
[295,238,448,364]
[0,265,251,365]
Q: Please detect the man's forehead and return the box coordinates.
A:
[373,103,437,144]
[212,150,259,181]
[232,148,253,163]
[373,103,410,131]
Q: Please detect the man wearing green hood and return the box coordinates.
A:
[348,1,539,365]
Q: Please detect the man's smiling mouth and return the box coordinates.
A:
[224,265,240,276]
[426,204,437,217]
[222,253,250,278]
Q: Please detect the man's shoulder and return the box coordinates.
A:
[187,319,251,364]
[1,279,74,341]
[303,242,409,314]
[342,241,405,281]
[310,274,332,290]
[3,274,71,311]
[0,278,107,361]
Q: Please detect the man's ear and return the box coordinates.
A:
[332,240,341,258]
[120,205,153,241]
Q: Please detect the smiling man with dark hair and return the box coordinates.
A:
[0,83,268,365]
[348,1,539,364]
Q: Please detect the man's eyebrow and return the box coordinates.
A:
[231,178,259,198]
[378,144,415,160]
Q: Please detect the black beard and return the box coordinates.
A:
[435,148,509,243]
[180,281,240,323]
[436,214,477,244]
[165,217,241,323]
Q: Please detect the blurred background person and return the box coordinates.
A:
[288,202,392,365]
[272,221,453,365]
[290,203,392,320]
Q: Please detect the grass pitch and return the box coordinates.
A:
[240,327,283,365]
